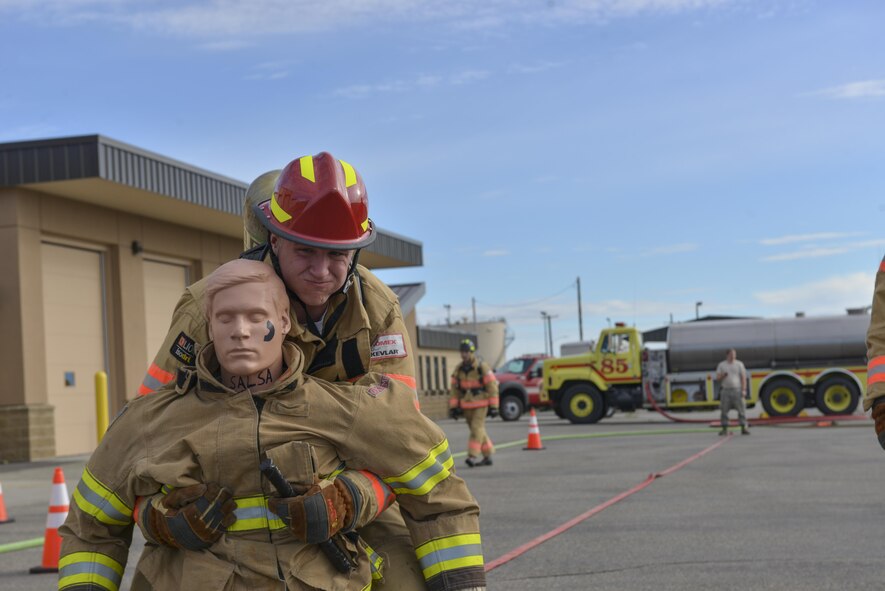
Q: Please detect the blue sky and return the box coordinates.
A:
[2,0,884,360]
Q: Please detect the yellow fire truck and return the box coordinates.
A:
[540,313,870,424]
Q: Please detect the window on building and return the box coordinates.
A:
[434,357,440,392]
[442,357,448,392]
[426,356,433,393]
[417,355,424,391]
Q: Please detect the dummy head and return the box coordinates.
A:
[205,259,291,390]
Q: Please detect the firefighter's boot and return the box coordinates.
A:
[741,426,750,435]
[479,457,493,467]
[719,427,728,436]
[465,457,478,468]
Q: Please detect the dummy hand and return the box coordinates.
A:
[449,407,463,420]
[487,407,499,419]
[267,479,355,544]
[137,483,236,551]
[872,398,885,450]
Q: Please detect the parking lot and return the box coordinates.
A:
[0,408,879,590]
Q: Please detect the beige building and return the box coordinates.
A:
[0,135,427,462]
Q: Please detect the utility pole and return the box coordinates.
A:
[444,304,451,326]
[546,313,557,357]
[471,297,477,333]
[540,311,549,355]
[695,301,703,320]
[576,276,584,342]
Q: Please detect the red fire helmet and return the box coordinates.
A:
[253,152,376,249]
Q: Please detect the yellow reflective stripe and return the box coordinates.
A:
[415,533,484,580]
[415,533,482,559]
[72,468,132,526]
[59,551,124,591]
[340,159,357,187]
[422,555,484,579]
[270,192,292,223]
[227,495,286,532]
[300,155,315,182]
[365,542,384,579]
[361,219,369,232]
[383,439,453,496]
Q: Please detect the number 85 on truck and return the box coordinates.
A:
[540,313,870,424]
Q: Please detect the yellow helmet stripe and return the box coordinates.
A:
[361,219,369,232]
[299,156,316,182]
[339,160,357,187]
[270,192,293,223]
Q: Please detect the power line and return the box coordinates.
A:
[475,281,576,309]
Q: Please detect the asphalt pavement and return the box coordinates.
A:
[0,406,880,590]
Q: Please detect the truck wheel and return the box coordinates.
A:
[815,376,859,415]
[562,384,605,424]
[553,401,565,418]
[760,378,803,417]
[499,393,524,421]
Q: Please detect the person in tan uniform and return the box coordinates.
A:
[59,259,487,591]
[136,153,424,585]
[866,255,885,447]
[449,339,499,468]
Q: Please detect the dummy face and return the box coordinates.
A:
[271,235,353,310]
[209,281,291,377]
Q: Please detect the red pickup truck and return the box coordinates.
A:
[494,354,550,421]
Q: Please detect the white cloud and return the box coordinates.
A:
[0,0,740,39]
[331,69,487,99]
[508,60,566,75]
[761,239,885,262]
[811,79,885,100]
[754,272,875,314]
[483,249,510,257]
[618,242,698,258]
[759,232,862,246]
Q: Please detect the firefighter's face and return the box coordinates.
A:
[271,235,354,308]
[460,350,472,362]
[209,281,291,377]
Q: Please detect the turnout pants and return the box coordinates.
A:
[464,407,495,458]
[720,387,747,428]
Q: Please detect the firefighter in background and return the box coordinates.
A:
[866,254,885,448]
[60,259,487,591]
[137,153,424,586]
[449,339,499,467]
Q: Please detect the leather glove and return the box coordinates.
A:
[872,397,885,450]
[487,407,499,419]
[267,479,355,544]
[136,483,236,551]
[449,407,463,420]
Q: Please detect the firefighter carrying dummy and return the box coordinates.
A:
[449,339,499,467]
[137,153,424,586]
[867,254,885,448]
[59,259,487,591]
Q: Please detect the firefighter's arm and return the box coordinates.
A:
[137,289,208,397]
[480,362,499,406]
[58,404,154,591]
[343,375,486,591]
[866,257,885,411]
[448,372,464,419]
[367,306,417,391]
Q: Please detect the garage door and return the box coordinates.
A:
[42,242,107,456]
[143,259,190,367]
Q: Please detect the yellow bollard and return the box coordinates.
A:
[94,371,109,444]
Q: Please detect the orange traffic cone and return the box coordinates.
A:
[30,467,69,574]
[524,408,545,450]
[0,481,14,524]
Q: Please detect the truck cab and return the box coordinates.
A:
[541,325,644,423]
[494,354,550,421]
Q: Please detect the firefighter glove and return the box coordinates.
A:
[872,397,885,450]
[136,483,236,551]
[487,406,499,419]
[449,407,463,420]
[267,478,356,544]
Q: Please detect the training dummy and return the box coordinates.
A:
[58,259,487,591]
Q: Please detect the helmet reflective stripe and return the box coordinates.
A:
[299,155,315,182]
[270,192,292,223]
[340,160,357,187]
[361,219,369,232]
